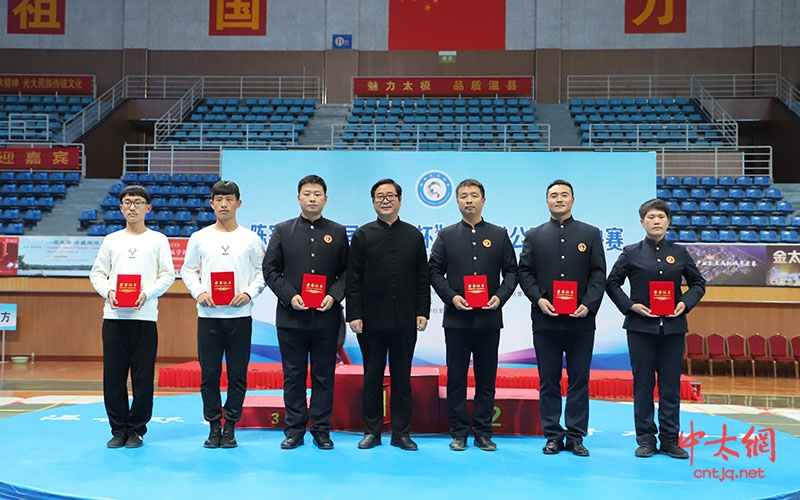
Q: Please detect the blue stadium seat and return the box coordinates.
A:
[670,215,689,227]
[665,176,682,186]
[778,201,795,213]
[671,188,689,200]
[700,176,717,187]
[739,230,759,243]
[203,173,220,184]
[780,230,800,243]
[167,197,185,209]
[657,188,671,199]
[769,215,788,227]
[759,230,779,243]
[718,229,738,242]
[689,188,708,199]
[664,229,677,242]
[699,201,717,212]
[750,215,769,227]
[680,201,698,212]
[155,210,174,223]
[757,201,775,212]
[765,188,783,199]
[718,201,736,213]
[710,215,729,227]
[737,201,757,213]
[700,230,719,242]
[682,176,699,187]
[4,222,23,235]
[753,176,770,187]
[735,176,753,186]
[88,223,107,236]
[731,215,749,227]
[180,225,199,237]
[678,230,697,243]
[709,188,727,200]
[718,176,735,186]
[728,188,746,200]
[196,211,216,226]
[162,225,180,237]
[174,210,192,224]
[690,215,709,227]
[666,200,679,213]
[22,209,41,225]
[745,188,763,200]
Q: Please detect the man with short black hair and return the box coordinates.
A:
[90,185,175,449]
[182,180,266,449]
[263,174,348,450]
[346,178,430,451]
[429,178,518,452]
[518,179,606,457]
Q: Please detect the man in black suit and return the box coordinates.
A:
[429,178,518,452]
[518,179,606,457]
[606,198,705,459]
[263,175,348,450]
[346,178,430,451]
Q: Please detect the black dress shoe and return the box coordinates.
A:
[565,440,590,457]
[390,435,418,451]
[357,434,382,449]
[635,443,657,458]
[280,434,305,450]
[449,436,467,451]
[542,439,565,455]
[107,433,127,449]
[312,433,334,450]
[473,435,497,451]
[659,440,689,459]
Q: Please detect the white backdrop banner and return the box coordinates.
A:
[223,150,656,369]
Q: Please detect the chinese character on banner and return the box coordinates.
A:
[209,0,266,36]
[625,0,686,34]
[8,0,65,35]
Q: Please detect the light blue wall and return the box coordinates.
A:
[0,0,798,51]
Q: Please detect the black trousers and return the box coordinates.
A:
[277,326,339,437]
[102,319,158,437]
[627,330,685,445]
[533,329,595,443]
[357,328,417,437]
[197,316,252,423]
[445,328,500,438]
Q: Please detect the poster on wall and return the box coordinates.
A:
[224,150,655,370]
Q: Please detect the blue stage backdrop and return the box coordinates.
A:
[223,150,656,369]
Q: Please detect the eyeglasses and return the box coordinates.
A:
[373,194,398,203]
[121,200,147,208]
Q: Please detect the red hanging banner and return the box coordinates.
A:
[0,75,94,95]
[0,148,81,170]
[209,0,267,36]
[7,0,65,35]
[625,0,687,34]
[353,77,532,97]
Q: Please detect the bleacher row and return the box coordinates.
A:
[657,175,799,243]
[80,172,221,237]
[338,97,546,150]
[164,98,315,146]
[569,97,731,148]
[1,95,93,142]
[0,171,80,234]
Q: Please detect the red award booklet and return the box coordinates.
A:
[115,274,141,308]
[463,275,489,308]
[552,280,578,315]
[302,273,327,309]
[210,271,235,305]
[649,281,675,316]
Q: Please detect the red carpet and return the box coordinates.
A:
[158,361,703,401]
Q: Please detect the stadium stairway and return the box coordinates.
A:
[534,103,581,148]
[27,178,115,236]
[297,103,351,147]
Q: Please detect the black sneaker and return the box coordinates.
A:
[473,435,497,451]
[107,433,126,449]
[220,421,237,449]
[660,440,689,459]
[125,432,143,449]
[204,421,222,448]
[449,436,467,451]
[635,443,657,458]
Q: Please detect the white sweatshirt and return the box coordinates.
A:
[89,228,176,322]
[181,224,266,318]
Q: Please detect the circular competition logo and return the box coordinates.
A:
[416,171,453,208]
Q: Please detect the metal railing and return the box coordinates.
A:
[152,76,321,144]
[584,122,737,150]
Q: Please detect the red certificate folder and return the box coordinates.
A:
[649,281,675,316]
[210,271,235,305]
[301,273,327,309]
[463,275,489,308]
[552,280,578,315]
[115,274,141,308]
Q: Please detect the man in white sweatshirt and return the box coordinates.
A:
[181,180,266,449]
[90,185,176,449]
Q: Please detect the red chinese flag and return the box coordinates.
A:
[301,273,327,309]
[552,280,578,315]
[211,271,235,305]
[116,274,141,308]
[463,275,489,308]
[389,0,506,51]
[649,281,675,316]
